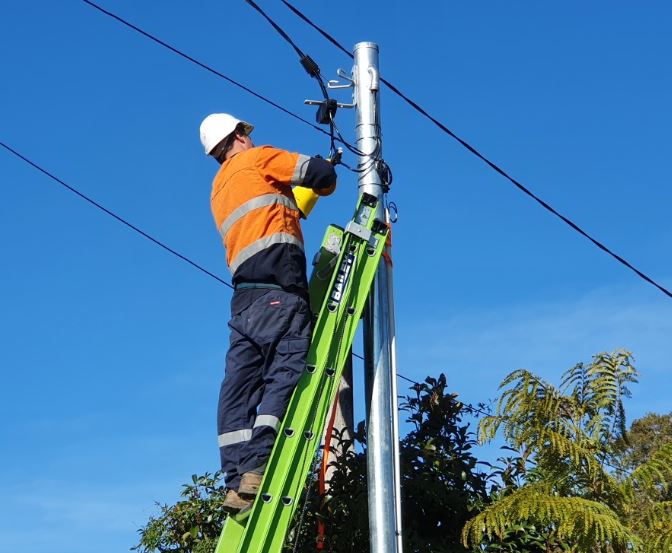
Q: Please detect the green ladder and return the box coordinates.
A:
[215,193,388,553]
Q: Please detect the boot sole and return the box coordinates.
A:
[237,488,259,498]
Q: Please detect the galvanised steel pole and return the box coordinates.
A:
[353,41,403,553]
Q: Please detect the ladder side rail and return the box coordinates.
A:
[257,262,375,552]
[239,211,387,552]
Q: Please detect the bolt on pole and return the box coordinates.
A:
[353,41,403,553]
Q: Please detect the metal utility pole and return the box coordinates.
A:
[353,42,403,553]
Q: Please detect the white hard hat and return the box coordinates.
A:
[199,113,254,155]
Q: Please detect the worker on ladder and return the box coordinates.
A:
[199,113,337,513]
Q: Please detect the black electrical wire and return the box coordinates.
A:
[4,3,565,422]
[281,0,352,58]
[80,2,671,300]
[72,3,670,408]
[331,115,378,160]
[242,0,373,169]
[242,1,396,192]
[3,141,488,420]
[279,0,672,300]
[82,0,369,169]
[243,0,342,162]
[245,0,307,60]
[2,141,425,394]
[81,0,328,138]
[397,372,418,385]
[1,141,233,289]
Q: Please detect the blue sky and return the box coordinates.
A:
[2,1,671,551]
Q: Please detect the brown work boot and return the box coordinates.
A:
[238,471,263,498]
[222,489,252,514]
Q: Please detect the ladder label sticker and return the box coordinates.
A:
[329,253,355,305]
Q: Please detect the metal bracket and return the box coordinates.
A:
[328,68,354,88]
[345,221,378,246]
[304,99,355,109]
[306,68,356,108]
[327,80,352,90]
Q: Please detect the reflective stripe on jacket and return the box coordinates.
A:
[211,146,310,281]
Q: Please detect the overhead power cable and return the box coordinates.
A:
[280,0,352,59]
[81,0,327,137]
[72,4,667,410]
[2,141,433,393]
[10,4,537,419]
[1,141,232,289]
[243,0,365,167]
[241,1,386,179]
[279,0,672,300]
[81,0,365,161]
[2,140,487,418]
[245,0,307,60]
[79,2,671,299]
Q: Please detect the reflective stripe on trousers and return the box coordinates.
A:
[217,414,281,448]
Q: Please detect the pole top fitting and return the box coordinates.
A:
[353,42,379,53]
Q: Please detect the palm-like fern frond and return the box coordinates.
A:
[533,428,603,479]
[586,351,637,440]
[626,442,672,494]
[462,482,637,551]
[636,501,672,552]
[480,369,565,444]
[621,445,672,551]
[559,350,637,445]
[467,351,655,552]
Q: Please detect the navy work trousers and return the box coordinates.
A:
[217,289,312,490]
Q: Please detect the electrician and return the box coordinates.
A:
[200,113,337,513]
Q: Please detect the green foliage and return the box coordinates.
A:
[626,442,672,495]
[293,373,490,553]
[464,350,672,552]
[133,354,672,553]
[135,375,489,553]
[620,412,672,467]
[463,483,635,551]
[635,501,672,552]
[615,411,672,500]
[133,472,227,553]
[398,374,490,552]
[613,412,672,552]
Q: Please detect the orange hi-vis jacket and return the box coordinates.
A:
[211,145,333,294]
